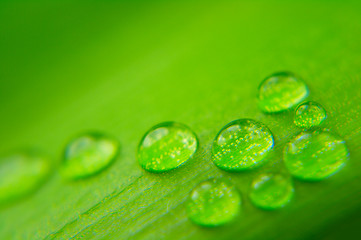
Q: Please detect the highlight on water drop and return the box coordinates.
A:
[187,178,241,227]
[61,132,120,180]
[250,173,294,210]
[258,72,309,113]
[212,119,274,171]
[137,122,198,173]
[283,129,349,181]
[294,101,326,129]
[0,151,51,204]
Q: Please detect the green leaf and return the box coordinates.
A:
[1,1,361,239]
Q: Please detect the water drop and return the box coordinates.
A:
[250,174,293,210]
[187,178,241,227]
[0,151,51,204]
[294,101,326,128]
[212,119,274,171]
[61,132,119,179]
[284,129,349,181]
[138,122,198,173]
[258,72,309,113]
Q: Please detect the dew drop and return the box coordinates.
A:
[258,72,309,113]
[0,151,51,204]
[294,101,326,128]
[212,119,274,171]
[250,173,294,210]
[61,132,119,179]
[187,178,241,227]
[284,129,349,181]
[138,122,198,173]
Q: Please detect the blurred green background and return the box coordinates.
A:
[1,0,361,239]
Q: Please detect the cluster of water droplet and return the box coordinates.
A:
[184,72,348,226]
[0,132,121,205]
[0,71,349,229]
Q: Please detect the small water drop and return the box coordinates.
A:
[0,151,51,204]
[138,122,198,173]
[187,178,241,227]
[258,72,309,113]
[294,101,326,128]
[212,119,274,171]
[284,129,349,181]
[250,174,293,210]
[61,132,119,179]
